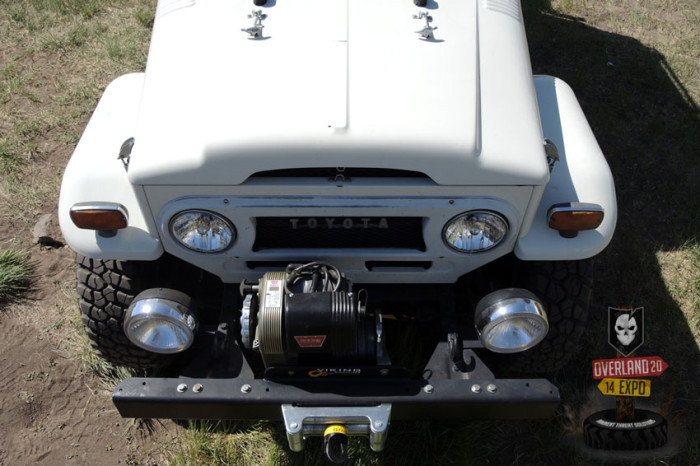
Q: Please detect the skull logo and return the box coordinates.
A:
[615,314,637,346]
[608,307,644,356]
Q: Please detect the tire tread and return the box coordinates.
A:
[76,254,170,369]
[510,259,593,372]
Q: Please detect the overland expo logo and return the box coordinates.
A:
[608,307,644,357]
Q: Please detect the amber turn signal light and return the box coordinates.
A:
[70,203,128,231]
[548,203,603,238]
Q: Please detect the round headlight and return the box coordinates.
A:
[124,289,198,354]
[170,210,235,253]
[443,211,508,253]
[475,289,549,353]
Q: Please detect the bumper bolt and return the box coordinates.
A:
[241,384,252,394]
[193,384,203,393]
[487,384,497,393]
[177,383,187,393]
[423,384,434,394]
[471,384,482,394]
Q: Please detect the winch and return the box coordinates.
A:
[239,262,379,368]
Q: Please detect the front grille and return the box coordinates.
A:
[253,217,425,251]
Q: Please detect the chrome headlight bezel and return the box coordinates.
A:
[442,210,509,253]
[475,288,549,354]
[169,209,235,253]
[124,289,198,354]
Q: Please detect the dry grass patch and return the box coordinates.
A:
[0,247,32,303]
[657,245,700,337]
[0,0,155,227]
[170,422,285,466]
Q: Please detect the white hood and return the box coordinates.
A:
[128,0,548,186]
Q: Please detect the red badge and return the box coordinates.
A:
[294,335,327,348]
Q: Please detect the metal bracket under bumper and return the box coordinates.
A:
[282,404,392,452]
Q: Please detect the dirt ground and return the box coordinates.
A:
[0,3,177,456]
[0,144,174,466]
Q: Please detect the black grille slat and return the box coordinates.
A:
[249,168,429,178]
[253,217,425,251]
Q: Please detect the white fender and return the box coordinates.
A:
[58,73,163,260]
[515,76,617,260]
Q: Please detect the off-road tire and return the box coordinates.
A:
[508,259,593,372]
[583,409,668,450]
[77,254,172,369]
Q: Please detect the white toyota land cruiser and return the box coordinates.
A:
[59,0,616,460]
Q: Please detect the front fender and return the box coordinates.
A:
[58,73,163,260]
[515,76,617,260]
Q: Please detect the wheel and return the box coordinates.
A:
[583,409,668,450]
[76,254,172,369]
[508,259,593,372]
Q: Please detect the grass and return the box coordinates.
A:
[692,246,700,333]
[527,1,700,462]
[0,0,698,464]
[0,0,155,224]
[169,421,285,466]
[0,247,32,303]
[72,329,147,390]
